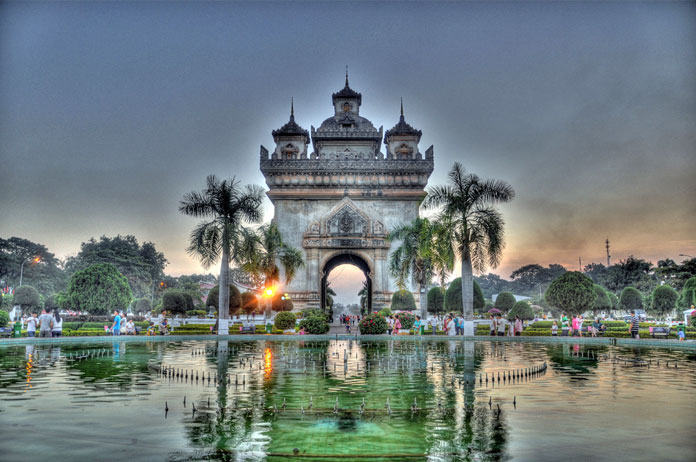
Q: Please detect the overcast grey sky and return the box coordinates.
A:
[1,1,694,303]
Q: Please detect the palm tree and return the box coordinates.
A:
[179,175,264,334]
[236,222,304,322]
[358,281,368,314]
[423,162,514,335]
[388,217,435,318]
[430,219,455,288]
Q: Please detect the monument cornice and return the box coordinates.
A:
[260,158,434,173]
[267,188,427,201]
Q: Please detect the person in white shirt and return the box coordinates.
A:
[51,310,63,337]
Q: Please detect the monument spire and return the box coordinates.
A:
[290,97,294,121]
[400,97,404,121]
[345,65,349,87]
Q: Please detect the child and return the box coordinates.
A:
[677,323,686,341]
[299,327,306,335]
[551,321,558,336]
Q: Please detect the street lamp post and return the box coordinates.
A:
[19,256,41,287]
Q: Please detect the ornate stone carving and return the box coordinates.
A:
[327,206,367,236]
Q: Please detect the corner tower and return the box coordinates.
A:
[259,74,434,312]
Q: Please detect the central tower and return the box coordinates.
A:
[259,74,434,312]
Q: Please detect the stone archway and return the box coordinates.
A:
[320,252,372,313]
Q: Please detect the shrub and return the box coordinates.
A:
[240,291,258,315]
[358,312,388,334]
[0,310,9,327]
[378,307,393,317]
[181,292,195,311]
[494,292,516,312]
[591,285,612,313]
[395,311,416,330]
[206,284,242,314]
[651,285,678,317]
[677,277,696,309]
[427,287,445,314]
[445,278,484,312]
[608,292,619,310]
[299,315,330,334]
[162,290,187,314]
[13,286,41,313]
[274,311,297,330]
[619,287,643,312]
[508,301,534,321]
[390,290,416,311]
[545,271,596,317]
[186,309,207,317]
[272,294,294,312]
[44,294,60,310]
[65,263,132,315]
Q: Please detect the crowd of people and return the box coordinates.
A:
[340,314,360,333]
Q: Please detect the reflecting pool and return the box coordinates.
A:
[1,339,694,461]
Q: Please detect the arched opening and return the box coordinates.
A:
[321,253,372,314]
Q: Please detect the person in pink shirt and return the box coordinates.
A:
[572,315,580,337]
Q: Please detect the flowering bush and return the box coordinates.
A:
[359,312,388,334]
[395,311,415,330]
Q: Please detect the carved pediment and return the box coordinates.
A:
[326,205,367,236]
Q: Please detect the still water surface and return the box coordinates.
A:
[1,339,694,461]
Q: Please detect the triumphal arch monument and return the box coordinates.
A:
[259,75,434,313]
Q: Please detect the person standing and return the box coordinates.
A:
[571,315,580,337]
[490,315,497,336]
[387,315,394,335]
[413,315,421,335]
[38,309,53,338]
[497,314,506,336]
[26,313,38,337]
[111,310,122,336]
[51,309,63,337]
[629,310,640,339]
[514,316,523,336]
[394,316,402,335]
[551,320,558,336]
[447,315,456,336]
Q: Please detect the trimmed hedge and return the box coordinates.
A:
[274,312,297,330]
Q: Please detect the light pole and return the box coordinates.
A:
[263,287,273,325]
[19,256,41,287]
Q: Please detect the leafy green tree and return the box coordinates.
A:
[390,289,416,311]
[180,291,195,311]
[135,298,152,314]
[494,292,516,312]
[445,278,484,313]
[206,284,242,315]
[44,294,60,310]
[65,235,167,299]
[180,175,263,334]
[509,263,566,296]
[427,287,445,314]
[608,292,619,310]
[677,277,696,310]
[619,287,643,312]
[601,256,655,294]
[240,291,258,316]
[13,286,41,314]
[0,293,13,311]
[545,271,596,317]
[423,162,515,335]
[236,222,304,320]
[358,281,369,314]
[591,284,612,314]
[0,310,9,327]
[651,284,678,318]
[274,311,296,330]
[388,217,435,317]
[65,263,132,315]
[474,273,513,299]
[0,237,66,296]
[162,290,187,314]
[508,300,534,321]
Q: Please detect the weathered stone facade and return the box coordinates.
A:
[260,75,433,312]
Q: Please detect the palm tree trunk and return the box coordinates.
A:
[218,239,230,336]
[419,283,428,320]
[461,247,474,336]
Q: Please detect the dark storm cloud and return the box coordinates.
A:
[1,1,694,285]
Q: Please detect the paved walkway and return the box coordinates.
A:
[328,322,356,335]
